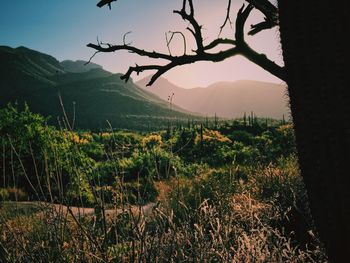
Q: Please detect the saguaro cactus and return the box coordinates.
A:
[278,1,349,261]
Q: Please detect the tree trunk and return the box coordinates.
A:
[278,1,349,261]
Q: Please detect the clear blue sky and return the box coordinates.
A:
[0,0,284,88]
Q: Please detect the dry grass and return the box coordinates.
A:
[0,157,328,262]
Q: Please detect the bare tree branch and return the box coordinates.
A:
[249,19,276,35]
[235,4,254,43]
[85,50,99,65]
[88,0,285,86]
[97,0,117,9]
[246,0,278,20]
[166,31,187,56]
[120,64,163,83]
[218,0,233,37]
[187,0,194,16]
[173,0,204,53]
[203,38,236,51]
[123,31,132,45]
[87,42,173,61]
[245,0,278,35]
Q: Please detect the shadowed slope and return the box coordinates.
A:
[0,46,194,130]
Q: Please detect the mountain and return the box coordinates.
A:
[136,76,290,119]
[0,46,194,130]
[60,60,102,73]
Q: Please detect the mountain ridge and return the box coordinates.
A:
[60,60,103,73]
[0,46,195,130]
[137,76,289,119]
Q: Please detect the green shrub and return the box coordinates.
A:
[171,129,196,162]
[80,141,105,160]
[92,161,117,186]
[167,168,239,220]
[181,162,209,178]
[0,188,9,201]
[224,141,260,165]
[65,185,95,207]
[117,148,184,181]
[228,130,255,145]
[98,131,142,157]
[124,176,158,204]
[6,188,28,201]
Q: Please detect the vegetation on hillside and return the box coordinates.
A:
[0,105,327,262]
[0,46,196,130]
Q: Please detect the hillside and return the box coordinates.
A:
[60,60,103,73]
[137,76,289,119]
[0,46,194,130]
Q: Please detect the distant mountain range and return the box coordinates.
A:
[0,46,193,130]
[136,76,289,119]
[0,45,289,130]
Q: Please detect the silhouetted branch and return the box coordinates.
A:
[87,42,173,61]
[173,0,204,53]
[249,19,275,35]
[245,0,277,20]
[235,4,254,43]
[245,0,278,35]
[203,38,236,50]
[166,31,187,56]
[235,4,285,80]
[123,31,132,45]
[88,0,285,85]
[120,65,163,83]
[97,0,117,9]
[219,0,233,36]
[85,51,99,65]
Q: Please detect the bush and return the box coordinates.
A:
[142,134,162,150]
[165,168,239,220]
[98,131,142,156]
[171,129,196,162]
[193,129,234,166]
[6,188,28,201]
[181,162,209,178]
[124,176,158,204]
[224,141,260,165]
[0,188,9,201]
[80,141,105,160]
[247,156,305,209]
[92,161,117,186]
[245,157,316,247]
[228,130,255,145]
[0,104,93,201]
[117,148,184,181]
[65,185,95,207]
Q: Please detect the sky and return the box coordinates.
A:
[0,0,284,88]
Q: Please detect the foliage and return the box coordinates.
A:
[0,104,94,204]
[0,188,9,201]
[0,103,48,154]
[0,46,199,131]
[0,159,326,262]
[0,106,326,262]
[142,134,163,150]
